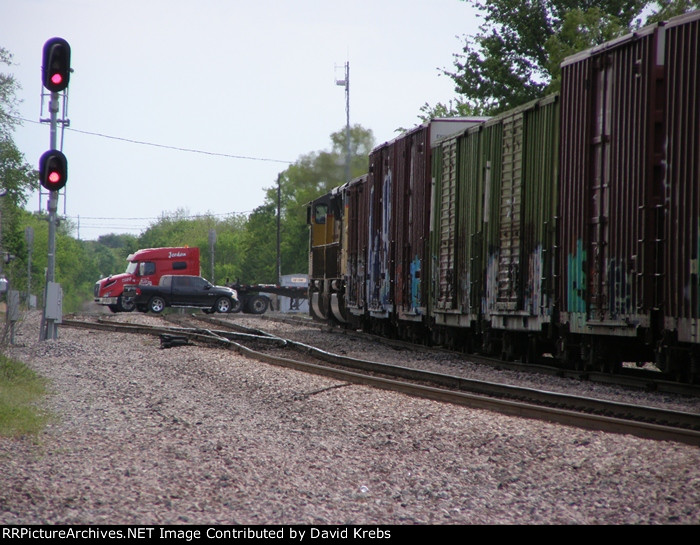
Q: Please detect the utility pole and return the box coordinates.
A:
[336,62,350,183]
[25,227,34,307]
[208,229,216,284]
[276,173,282,284]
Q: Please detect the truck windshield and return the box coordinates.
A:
[125,262,138,274]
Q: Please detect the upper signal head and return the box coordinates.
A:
[42,37,71,92]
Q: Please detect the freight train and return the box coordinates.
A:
[307,11,700,383]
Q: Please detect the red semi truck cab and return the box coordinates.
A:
[94,247,200,312]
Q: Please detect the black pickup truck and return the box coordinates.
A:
[124,275,238,314]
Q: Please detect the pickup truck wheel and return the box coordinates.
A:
[246,295,268,315]
[214,297,232,313]
[148,296,166,314]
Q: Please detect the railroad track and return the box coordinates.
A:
[61,315,700,447]
[256,313,700,397]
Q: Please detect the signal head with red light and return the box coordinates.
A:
[42,37,71,92]
[39,150,68,191]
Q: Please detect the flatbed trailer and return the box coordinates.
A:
[227,282,308,314]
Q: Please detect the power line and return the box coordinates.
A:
[15,116,294,164]
[67,211,252,221]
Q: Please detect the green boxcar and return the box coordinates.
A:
[430,95,560,356]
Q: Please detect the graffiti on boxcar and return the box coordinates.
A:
[606,257,633,318]
[410,255,422,313]
[379,171,392,307]
[483,250,500,316]
[525,246,544,315]
[567,239,587,314]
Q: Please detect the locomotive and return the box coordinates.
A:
[308,11,700,383]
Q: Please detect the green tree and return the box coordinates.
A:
[441,0,699,114]
[256,125,375,279]
[236,203,278,284]
[647,0,700,21]
[136,209,249,284]
[1,47,44,309]
[97,232,139,252]
[0,47,22,140]
[1,47,36,249]
[414,99,483,124]
[209,217,248,284]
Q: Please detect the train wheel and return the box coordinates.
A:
[523,336,538,363]
[586,342,603,372]
[555,335,579,369]
[691,356,700,384]
[501,333,517,362]
[603,354,622,374]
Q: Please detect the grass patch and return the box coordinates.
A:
[0,354,50,437]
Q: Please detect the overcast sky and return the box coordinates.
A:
[2,0,480,240]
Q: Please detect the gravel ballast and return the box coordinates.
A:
[1,310,699,525]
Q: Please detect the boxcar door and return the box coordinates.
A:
[496,112,524,312]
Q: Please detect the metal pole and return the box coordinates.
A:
[208,229,216,284]
[276,173,282,283]
[336,62,351,183]
[25,227,33,307]
[344,62,350,183]
[41,92,60,340]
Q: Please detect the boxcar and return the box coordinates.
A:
[659,11,700,381]
[558,10,700,378]
[430,96,559,357]
[363,118,487,336]
[345,174,370,320]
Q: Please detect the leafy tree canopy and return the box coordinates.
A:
[255,125,375,277]
[0,47,21,140]
[436,0,700,115]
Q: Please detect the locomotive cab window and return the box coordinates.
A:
[314,204,328,224]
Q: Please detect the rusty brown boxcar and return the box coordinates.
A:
[363,119,486,335]
[558,10,700,378]
[659,11,700,380]
[345,174,370,319]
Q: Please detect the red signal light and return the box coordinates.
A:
[39,150,68,191]
[42,38,71,93]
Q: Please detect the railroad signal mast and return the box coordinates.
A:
[39,37,71,341]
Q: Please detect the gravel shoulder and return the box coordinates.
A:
[1,310,699,525]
